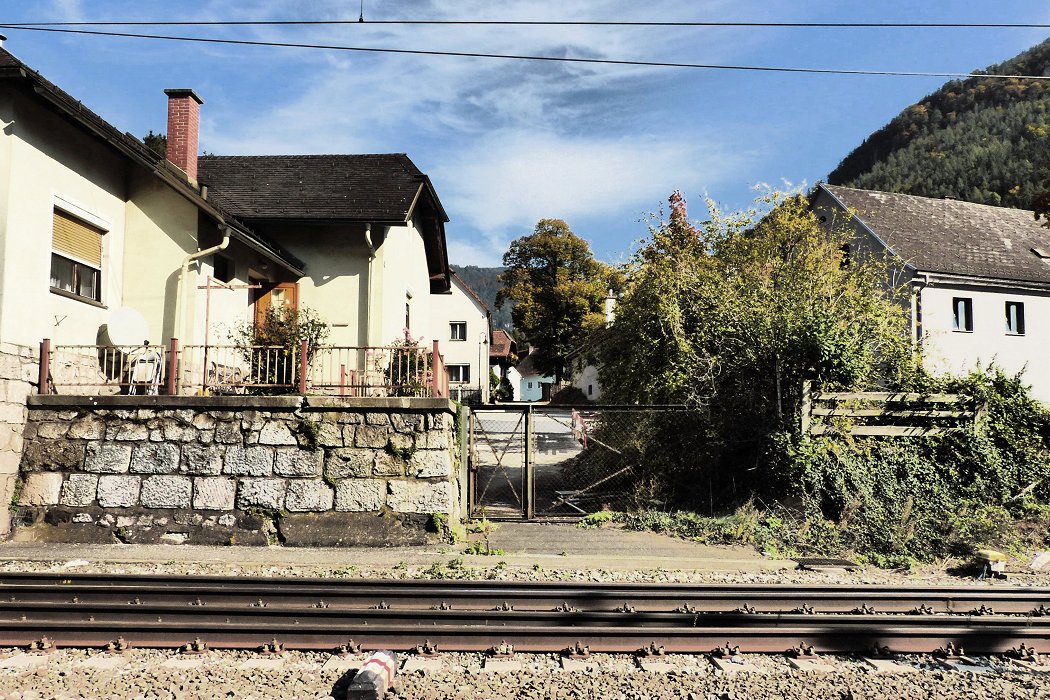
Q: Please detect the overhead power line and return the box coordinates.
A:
[1,25,1048,81]
[5,19,1050,28]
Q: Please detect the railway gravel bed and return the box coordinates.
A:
[2,556,1050,589]
[0,649,1047,700]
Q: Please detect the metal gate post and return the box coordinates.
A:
[524,405,534,519]
[467,410,476,517]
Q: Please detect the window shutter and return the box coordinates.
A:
[52,209,103,267]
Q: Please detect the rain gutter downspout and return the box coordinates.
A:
[364,223,376,346]
[912,272,930,348]
[175,226,232,344]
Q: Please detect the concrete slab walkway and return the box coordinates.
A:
[0,522,791,574]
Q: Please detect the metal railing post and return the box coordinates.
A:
[166,338,179,395]
[38,339,50,394]
[298,340,309,394]
[431,340,441,398]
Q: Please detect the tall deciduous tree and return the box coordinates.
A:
[496,219,620,382]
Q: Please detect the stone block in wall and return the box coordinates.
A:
[315,422,343,448]
[0,402,25,424]
[391,413,425,433]
[224,445,275,476]
[84,442,133,474]
[140,475,192,509]
[97,475,141,508]
[60,474,98,507]
[420,430,449,450]
[214,422,243,444]
[335,478,384,511]
[388,432,415,452]
[181,444,223,475]
[354,425,389,448]
[427,413,451,431]
[373,451,404,477]
[106,422,149,441]
[193,478,236,510]
[160,418,197,442]
[236,478,287,510]
[130,443,180,474]
[408,450,452,479]
[324,448,374,479]
[365,412,390,426]
[341,424,356,445]
[67,415,105,440]
[0,450,20,477]
[386,479,453,514]
[336,412,363,425]
[192,414,216,430]
[259,420,297,446]
[274,449,323,477]
[18,473,63,505]
[285,480,334,512]
[36,422,69,439]
[21,441,85,472]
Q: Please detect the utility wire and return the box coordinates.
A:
[5,19,1050,28]
[2,25,1048,80]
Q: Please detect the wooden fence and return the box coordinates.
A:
[800,380,986,437]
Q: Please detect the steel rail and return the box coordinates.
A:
[1,573,1046,614]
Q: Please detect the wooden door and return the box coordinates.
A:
[253,281,299,327]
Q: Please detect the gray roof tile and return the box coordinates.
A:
[821,184,1050,284]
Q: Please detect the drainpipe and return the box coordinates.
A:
[364,223,376,346]
[911,272,930,349]
[175,226,231,344]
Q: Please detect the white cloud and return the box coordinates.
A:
[433,130,746,236]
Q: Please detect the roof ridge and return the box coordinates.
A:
[198,153,411,159]
[824,183,1037,217]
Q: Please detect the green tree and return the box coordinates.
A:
[496,219,621,382]
[597,189,916,502]
[142,130,167,158]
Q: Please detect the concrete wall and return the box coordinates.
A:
[431,276,490,402]
[919,282,1050,402]
[14,396,459,546]
[0,91,128,347]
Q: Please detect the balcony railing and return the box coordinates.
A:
[39,338,451,399]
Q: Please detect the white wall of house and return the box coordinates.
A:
[572,363,602,401]
[0,91,129,348]
[919,282,1050,403]
[431,275,490,402]
[519,372,554,402]
[376,218,434,347]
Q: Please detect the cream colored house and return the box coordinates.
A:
[814,184,1050,403]
[0,47,303,358]
[430,271,491,404]
[0,45,455,395]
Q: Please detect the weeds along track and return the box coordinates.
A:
[1,573,1048,654]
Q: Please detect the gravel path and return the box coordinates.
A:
[0,650,1048,700]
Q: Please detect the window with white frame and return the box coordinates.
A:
[952,297,973,332]
[1006,301,1026,335]
[447,364,470,384]
[450,321,467,341]
[51,208,103,303]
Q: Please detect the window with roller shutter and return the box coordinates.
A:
[50,208,103,303]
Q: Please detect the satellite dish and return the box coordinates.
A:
[104,307,151,347]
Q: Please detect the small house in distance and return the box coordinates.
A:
[430,270,491,404]
[814,183,1050,403]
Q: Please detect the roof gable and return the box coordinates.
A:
[820,184,1050,285]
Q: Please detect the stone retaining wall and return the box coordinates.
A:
[14,396,459,546]
[0,343,39,536]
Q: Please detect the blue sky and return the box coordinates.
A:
[4,1,1050,266]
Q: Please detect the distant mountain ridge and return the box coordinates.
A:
[452,265,513,331]
[827,39,1050,210]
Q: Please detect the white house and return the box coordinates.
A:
[516,349,555,402]
[814,183,1050,403]
[430,270,491,404]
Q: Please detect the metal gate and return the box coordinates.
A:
[469,406,684,519]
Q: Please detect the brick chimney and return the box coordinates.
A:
[163,88,203,181]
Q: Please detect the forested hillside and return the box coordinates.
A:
[451,265,513,330]
[828,39,1050,209]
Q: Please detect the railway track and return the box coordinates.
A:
[0,573,1048,654]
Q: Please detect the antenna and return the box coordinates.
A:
[359,0,364,22]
